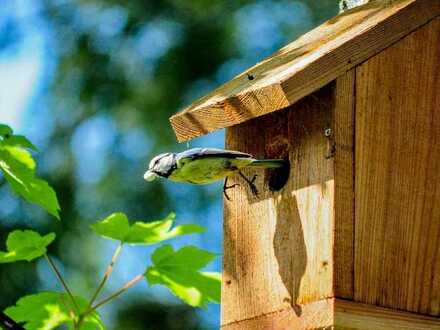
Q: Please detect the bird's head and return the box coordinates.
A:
[144,152,176,181]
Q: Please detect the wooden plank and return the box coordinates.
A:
[335,299,440,329]
[221,85,335,326]
[222,298,440,329]
[222,298,334,330]
[354,19,440,316]
[334,69,356,299]
[170,0,440,142]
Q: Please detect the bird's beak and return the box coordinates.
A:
[143,170,158,182]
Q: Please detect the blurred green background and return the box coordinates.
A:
[0,1,337,328]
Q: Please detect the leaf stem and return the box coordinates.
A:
[87,242,123,309]
[91,274,143,311]
[44,254,80,314]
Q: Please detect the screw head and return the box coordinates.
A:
[246,73,254,81]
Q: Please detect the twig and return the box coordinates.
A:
[44,254,80,314]
[87,243,123,309]
[91,274,143,311]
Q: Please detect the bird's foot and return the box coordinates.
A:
[248,175,259,197]
[223,177,240,201]
[238,171,259,197]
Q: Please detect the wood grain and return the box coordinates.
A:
[334,69,356,300]
[354,19,440,316]
[221,85,335,327]
[335,299,440,329]
[222,297,440,329]
[170,0,440,142]
[222,298,334,330]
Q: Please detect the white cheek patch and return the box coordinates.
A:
[162,155,175,168]
[148,153,176,176]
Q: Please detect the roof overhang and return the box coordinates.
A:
[169,0,440,142]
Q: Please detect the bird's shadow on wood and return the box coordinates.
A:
[273,188,307,316]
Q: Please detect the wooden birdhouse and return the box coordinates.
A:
[170,0,440,328]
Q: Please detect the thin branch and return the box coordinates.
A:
[91,274,143,311]
[44,254,80,314]
[87,243,123,309]
[0,311,23,330]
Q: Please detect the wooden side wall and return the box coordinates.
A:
[222,85,335,328]
[354,18,440,317]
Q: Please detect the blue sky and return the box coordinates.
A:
[0,51,41,128]
[0,0,51,131]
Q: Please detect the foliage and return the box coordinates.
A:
[0,230,55,263]
[0,124,13,137]
[5,292,104,330]
[146,245,221,308]
[0,125,221,329]
[0,124,60,219]
[90,212,204,245]
[1,218,219,329]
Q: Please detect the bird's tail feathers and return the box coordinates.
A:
[248,159,288,169]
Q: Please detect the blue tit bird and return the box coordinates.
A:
[143,147,287,200]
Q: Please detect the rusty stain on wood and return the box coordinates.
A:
[354,18,440,317]
[222,86,335,326]
[170,0,440,142]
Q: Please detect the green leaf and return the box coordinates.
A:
[145,245,221,308]
[4,134,38,151]
[0,124,36,150]
[0,148,60,219]
[4,292,104,330]
[0,123,13,137]
[91,212,204,245]
[0,230,55,263]
[1,145,36,170]
[89,213,130,241]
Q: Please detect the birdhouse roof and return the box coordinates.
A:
[169,0,440,142]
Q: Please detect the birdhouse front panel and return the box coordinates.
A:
[221,85,338,328]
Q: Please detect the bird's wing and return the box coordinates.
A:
[176,148,253,161]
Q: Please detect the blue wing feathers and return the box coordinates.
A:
[177,148,253,161]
